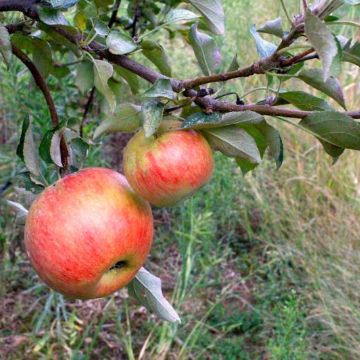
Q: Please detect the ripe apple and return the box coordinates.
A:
[24,168,153,299]
[123,128,214,207]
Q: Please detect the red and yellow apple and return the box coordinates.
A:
[24,168,153,299]
[123,128,214,207]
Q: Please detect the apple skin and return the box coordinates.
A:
[123,129,214,207]
[24,168,153,300]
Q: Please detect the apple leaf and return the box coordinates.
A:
[93,104,142,139]
[188,0,225,35]
[142,99,165,138]
[143,79,175,100]
[17,117,41,178]
[141,40,172,77]
[0,25,12,67]
[250,25,277,59]
[298,68,346,109]
[106,30,137,55]
[128,267,181,323]
[204,126,262,163]
[299,111,360,150]
[75,61,94,93]
[182,111,263,129]
[93,59,116,113]
[6,200,29,224]
[258,17,284,38]
[189,24,222,76]
[304,11,338,80]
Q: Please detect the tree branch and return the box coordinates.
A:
[3,4,360,122]
[0,0,38,17]
[11,45,69,171]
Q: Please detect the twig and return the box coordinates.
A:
[11,45,69,172]
[80,87,95,138]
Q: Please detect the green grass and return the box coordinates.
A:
[1,1,360,359]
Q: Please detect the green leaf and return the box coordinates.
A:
[142,99,165,138]
[0,25,12,67]
[31,38,53,78]
[128,267,181,323]
[38,7,68,25]
[143,79,175,100]
[298,68,346,109]
[141,40,172,77]
[39,124,65,167]
[258,17,284,38]
[343,40,360,67]
[189,24,222,76]
[17,117,41,177]
[106,30,137,55]
[250,25,277,59]
[93,104,142,139]
[165,9,199,24]
[278,91,333,111]
[188,0,225,35]
[114,65,140,95]
[204,126,261,163]
[183,111,263,129]
[75,61,94,93]
[93,59,116,113]
[43,0,79,9]
[318,138,344,162]
[236,158,258,175]
[304,11,338,80]
[299,111,360,150]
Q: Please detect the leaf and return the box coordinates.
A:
[343,40,360,67]
[165,9,199,24]
[250,25,277,59]
[68,137,89,168]
[299,111,360,150]
[183,111,263,129]
[6,200,29,224]
[278,91,333,111]
[128,267,181,323]
[142,99,165,138]
[75,61,94,93]
[43,0,79,9]
[258,17,284,38]
[298,68,346,109]
[38,7,68,25]
[17,117,41,177]
[93,59,116,113]
[204,126,261,163]
[236,158,258,175]
[114,65,140,95]
[0,25,12,67]
[39,125,61,165]
[94,104,142,139]
[304,11,338,80]
[189,24,222,76]
[106,30,137,55]
[143,79,175,100]
[227,53,239,71]
[141,40,172,77]
[256,122,284,169]
[31,38,53,78]
[188,0,225,35]
[318,138,344,162]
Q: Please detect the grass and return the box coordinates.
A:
[1,0,360,359]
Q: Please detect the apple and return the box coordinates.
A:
[24,168,153,299]
[123,128,214,207]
